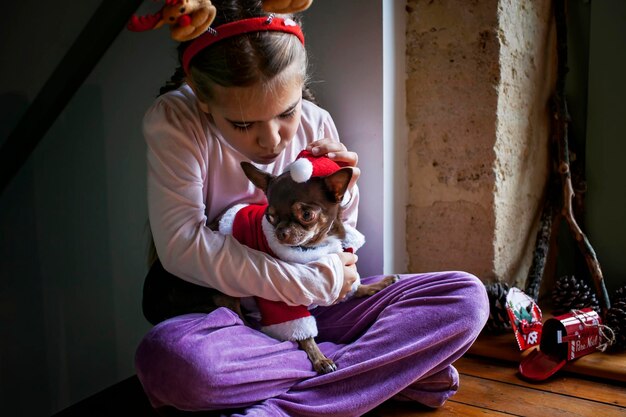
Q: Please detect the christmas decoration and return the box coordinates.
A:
[605,300,626,352]
[505,288,542,350]
[288,150,347,183]
[519,308,605,381]
[551,275,600,315]
[484,282,511,332]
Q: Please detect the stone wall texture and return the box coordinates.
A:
[405,0,556,286]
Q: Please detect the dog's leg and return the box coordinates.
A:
[298,337,337,374]
[211,293,250,326]
[353,274,400,298]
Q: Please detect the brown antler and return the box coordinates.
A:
[127,11,164,32]
[262,0,313,13]
[128,0,216,42]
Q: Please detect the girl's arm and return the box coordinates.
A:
[144,98,344,307]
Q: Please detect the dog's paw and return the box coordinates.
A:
[314,358,337,374]
[381,274,401,286]
[353,274,400,298]
[362,287,381,297]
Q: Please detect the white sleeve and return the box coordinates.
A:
[144,99,343,307]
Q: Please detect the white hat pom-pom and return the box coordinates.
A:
[290,158,313,183]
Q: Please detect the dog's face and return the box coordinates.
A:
[241,162,353,248]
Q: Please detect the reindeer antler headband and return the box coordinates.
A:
[128,1,306,74]
[182,16,305,73]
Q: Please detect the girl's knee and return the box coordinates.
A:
[135,311,245,409]
[448,271,490,335]
[399,271,489,336]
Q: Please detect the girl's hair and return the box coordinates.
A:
[158,0,316,102]
[149,0,316,267]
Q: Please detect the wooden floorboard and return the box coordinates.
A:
[366,357,626,417]
[455,356,626,407]
[453,373,625,417]
[365,400,517,416]
[468,330,626,383]
[371,334,626,417]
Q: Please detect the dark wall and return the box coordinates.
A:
[584,1,626,295]
[0,1,175,415]
[560,0,626,297]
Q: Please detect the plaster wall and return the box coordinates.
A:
[494,0,555,287]
[405,0,554,285]
[405,0,500,279]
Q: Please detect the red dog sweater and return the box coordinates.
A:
[219,202,364,341]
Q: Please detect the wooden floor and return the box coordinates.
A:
[368,332,626,417]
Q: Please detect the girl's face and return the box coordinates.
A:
[202,73,303,165]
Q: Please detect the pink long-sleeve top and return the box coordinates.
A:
[144,84,360,307]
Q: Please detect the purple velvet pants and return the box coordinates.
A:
[135,272,489,416]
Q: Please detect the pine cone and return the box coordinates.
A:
[605,300,626,351]
[551,275,600,315]
[613,285,626,304]
[484,282,511,332]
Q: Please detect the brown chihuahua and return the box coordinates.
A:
[217,153,398,374]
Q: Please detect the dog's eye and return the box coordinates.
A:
[266,214,276,225]
[300,209,316,224]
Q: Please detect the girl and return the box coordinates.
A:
[135,1,489,416]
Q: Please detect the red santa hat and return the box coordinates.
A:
[289,150,348,183]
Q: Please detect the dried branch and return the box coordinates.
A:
[552,0,611,316]
[524,194,555,301]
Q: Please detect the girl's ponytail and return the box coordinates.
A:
[159,65,186,97]
[302,83,317,104]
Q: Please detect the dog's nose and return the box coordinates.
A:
[276,228,290,242]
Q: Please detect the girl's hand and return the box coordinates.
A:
[336,252,359,302]
[307,139,360,189]
[307,138,358,167]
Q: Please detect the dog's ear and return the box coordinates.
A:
[241,162,273,193]
[324,167,353,203]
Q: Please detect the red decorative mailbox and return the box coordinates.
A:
[519,308,602,381]
[542,308,601,360]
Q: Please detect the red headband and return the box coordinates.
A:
[182,16,305,74]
